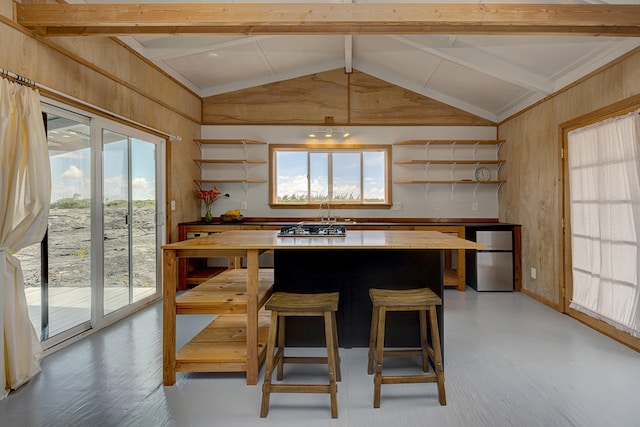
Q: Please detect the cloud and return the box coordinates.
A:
[103,175,126,201]
[277,174,308,198]
[103,175,156,201]
[132,176,155,200]
[62,165,84,180]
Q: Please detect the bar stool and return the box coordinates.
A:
[260,291,341,418]
[367,287,446,408]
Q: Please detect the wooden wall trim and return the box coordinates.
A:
[559,93,640,131]
[559,124,570,313]
[0,12,200,125]
[520,287,562,312]
[40,90,168,141]
[567,307,640,353]
[522,287,640,353]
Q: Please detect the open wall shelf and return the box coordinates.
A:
[393,139,506,194]
[194,139,268,187]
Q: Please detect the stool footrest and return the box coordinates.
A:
[284,356,330,364]
[383,349,426,358]
[381,373,438,384]
[270,384,332,393]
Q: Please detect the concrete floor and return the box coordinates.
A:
[1,288,639,427]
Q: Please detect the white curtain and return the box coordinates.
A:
[0,77,51,399]
[568,111,640,338]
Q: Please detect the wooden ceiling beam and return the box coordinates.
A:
[16,3,640,37]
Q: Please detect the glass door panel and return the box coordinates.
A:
[21,113,92,340]
[131,139,157,303]
[102,132,158,314]
[48,122,93,335]
[102,130,132,315]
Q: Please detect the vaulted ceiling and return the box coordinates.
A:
[47,1,640,122]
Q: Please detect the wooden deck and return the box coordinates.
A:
[25,286,157,338]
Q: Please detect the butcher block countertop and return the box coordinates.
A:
[163,229,485,251]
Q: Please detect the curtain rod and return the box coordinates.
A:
[0,68,36,90]
[0,67,182,142]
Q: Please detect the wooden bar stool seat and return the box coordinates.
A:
[260,291,341,418]
[367,287,446,408]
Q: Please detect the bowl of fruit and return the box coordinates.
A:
[220,209,244,223]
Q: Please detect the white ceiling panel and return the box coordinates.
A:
[353,36,443,87]
[257,36,345,73]
[429,60,530,114]
[65,0,640,122]
[166,41,269,88]
[459,36,626,79]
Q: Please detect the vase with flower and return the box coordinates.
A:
[196,187,229,223]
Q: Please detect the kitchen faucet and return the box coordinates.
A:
[319,200,333,223]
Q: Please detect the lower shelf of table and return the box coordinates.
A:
[175,311,270,373]
[185,267,227,287]
[444,268,458,288]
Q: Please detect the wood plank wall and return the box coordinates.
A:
[0,8,201,243]
[498,46,640,350]
[202,69,494,126]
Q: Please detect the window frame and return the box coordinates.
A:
[269,143,392,209]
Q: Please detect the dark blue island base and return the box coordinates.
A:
[273,249,444,348]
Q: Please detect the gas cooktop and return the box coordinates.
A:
[277,224,347,237]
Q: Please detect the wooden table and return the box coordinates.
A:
[162,229,483,386]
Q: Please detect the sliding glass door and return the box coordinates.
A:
[18,102,164,349]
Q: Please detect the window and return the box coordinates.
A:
[567,110,640,338]
[270,144,391,207]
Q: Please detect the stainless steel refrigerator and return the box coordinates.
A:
[469,230,514,291]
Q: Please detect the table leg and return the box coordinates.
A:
[246,249,259,385]
[456,226,466,291]
[163,249,177,386]
[457,248,466,291]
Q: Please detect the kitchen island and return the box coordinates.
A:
[163,229,483,386]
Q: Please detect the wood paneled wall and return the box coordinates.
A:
[0,8,201,243]
[203,69,494,126]
[498,47,640,314]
